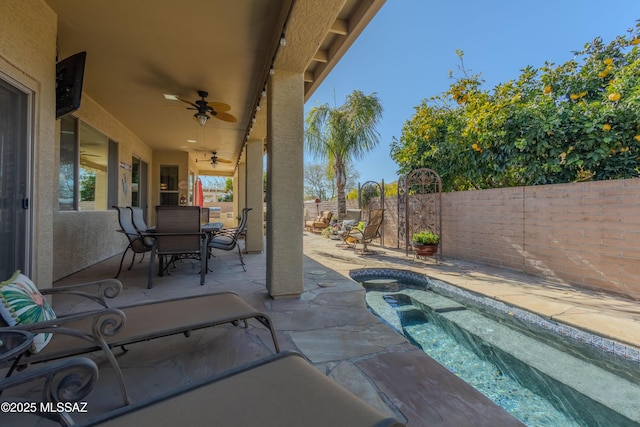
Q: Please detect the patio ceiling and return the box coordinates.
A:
[46,0,385,176]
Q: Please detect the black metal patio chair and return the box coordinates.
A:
[207,207,251,272]
[113,206,154,278]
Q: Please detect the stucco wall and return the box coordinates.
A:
[0,0,57,286]
[150,151,191,225]
[1,0,158,282]
[440,179,640,299]
[316,179,640,300]
[52,94,153,280]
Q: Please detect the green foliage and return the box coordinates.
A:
[306,90,383,218]
[360,184,380,209]
[412,230,440,245]
[79,171,95,201]
[384,181,399,197]
[347,181,396,201]
[224,178,233,192]
[218,192,233,202]
[391,24,640,191]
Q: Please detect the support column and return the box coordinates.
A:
[245,139,264,253]
[235,162,246,227]
[266,69,304,298]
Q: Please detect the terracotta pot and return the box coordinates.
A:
[413,244,438,257]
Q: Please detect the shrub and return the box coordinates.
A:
[391,23,640,191]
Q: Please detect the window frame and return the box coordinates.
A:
[58,116,118,211]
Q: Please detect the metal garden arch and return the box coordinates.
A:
[358,180,385,248]
[404,168,442,261]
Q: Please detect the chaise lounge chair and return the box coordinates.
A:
[0,273,280,406]
[1,333,99,426]
[72,351,405,427]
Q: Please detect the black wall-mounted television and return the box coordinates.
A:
[55,51,86,118]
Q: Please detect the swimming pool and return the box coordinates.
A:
[351,269,640,427]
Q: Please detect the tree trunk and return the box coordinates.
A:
[334,157,347,220]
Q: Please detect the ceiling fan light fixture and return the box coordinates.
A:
[195,112,209,126]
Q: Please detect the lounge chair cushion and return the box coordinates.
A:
[0,271,56,353]
[305,211,333,230]
[75,352,403,427]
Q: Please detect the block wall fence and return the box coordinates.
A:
[304,178,640,300]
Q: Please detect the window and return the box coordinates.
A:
[59,116,117,210]
[159,165,179,205]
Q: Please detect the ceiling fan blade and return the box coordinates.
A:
[217,158,233,163]
[208,101,231,112]
[176,96,198,108]
[213,111,237,123]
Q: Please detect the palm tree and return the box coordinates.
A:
[305,90,383,219]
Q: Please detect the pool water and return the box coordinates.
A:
[396,304,577,426]
[361,280,640,427]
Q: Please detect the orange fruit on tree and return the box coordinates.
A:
[608,92,621,101]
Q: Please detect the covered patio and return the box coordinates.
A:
[4,233,639,425]
[1,0,388,297]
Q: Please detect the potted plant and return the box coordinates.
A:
[412,230,440,256]
[329,221,341,240]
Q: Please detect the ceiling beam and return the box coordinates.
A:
[312,50,328,63]
[304,70,314,82]
[330,19,348,35]
[302,0,386,101]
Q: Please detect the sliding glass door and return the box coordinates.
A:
[0,76,30,279]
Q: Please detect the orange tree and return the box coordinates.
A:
[391,24,640,192]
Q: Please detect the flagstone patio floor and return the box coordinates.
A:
[4,231,639,426]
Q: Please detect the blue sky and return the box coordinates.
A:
[304,0,639,184]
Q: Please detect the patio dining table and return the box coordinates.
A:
[201,222,223,238]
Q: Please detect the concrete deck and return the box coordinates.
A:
[3,232,639,426]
